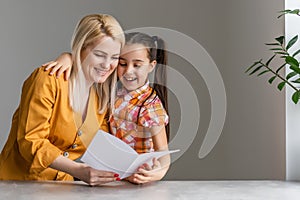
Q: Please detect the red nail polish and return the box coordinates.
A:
[114,174,119,177]
[116,177,121,181]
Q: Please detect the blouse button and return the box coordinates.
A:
[63,152,69,157]
[77,130,83,136]
[72,144,78,149]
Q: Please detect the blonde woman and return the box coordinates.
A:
[0,14,125,186]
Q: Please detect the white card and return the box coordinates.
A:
[81,130,180,179]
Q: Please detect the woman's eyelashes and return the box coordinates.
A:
[112,56,120,60]
[94,52,105,58]
[93,53,119,60]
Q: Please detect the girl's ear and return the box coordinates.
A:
[149,60,157,72]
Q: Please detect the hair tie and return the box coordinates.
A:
[152,36,158,49]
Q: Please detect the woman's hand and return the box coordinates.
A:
[74,163,120,186]
[43,52,72,80]
[125,158,167,184]
[50,155,120,186]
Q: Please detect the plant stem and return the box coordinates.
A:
[259,61,299,92]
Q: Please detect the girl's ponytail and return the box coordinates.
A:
[152,37,169,141]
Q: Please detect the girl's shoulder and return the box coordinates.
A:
[140,88,163,108]
[138,89,169,127]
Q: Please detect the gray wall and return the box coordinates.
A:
[0,0,285,180]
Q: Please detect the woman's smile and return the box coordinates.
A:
[94,67,109,76]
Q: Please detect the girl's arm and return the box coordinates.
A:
[43,52,72,80]
[126,125,170,184]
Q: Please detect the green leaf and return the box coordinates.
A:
[266,54,276,66]
[292,91,300,104]
[245,60,262,73]
[278,9,292,13]
[286,71,298,80]
[268,76,276,84]
[286,56,299,68]
[290,9,300,15]
[286,35,298,50]
[292,49,300,57]
[249,65,264,75]
[290,65,300,74]
[292,78,300,83]
[265,42,281,46]
[278,9,300,18]
[277,82,286,91]
[278,13,286,18]
[276,63,286,73]
[270,48,283,51]
[275,52,289,55]
[275,36,285,45]
[257,69,270,76]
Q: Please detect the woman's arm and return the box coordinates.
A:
[43,52,72,80]
[50,156,119,186]
[18,68,118,185]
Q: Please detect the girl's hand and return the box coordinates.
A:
[125,158,165,184]
[43,52,72,80]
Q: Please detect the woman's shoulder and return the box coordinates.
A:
[27,66,59,79]
[22,66,66,92]
[26,66,65,84]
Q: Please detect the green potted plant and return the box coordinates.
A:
[246,9,300,103]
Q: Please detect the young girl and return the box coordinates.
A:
[45,32,170,184]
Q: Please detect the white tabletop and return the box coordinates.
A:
[1,180,300,200]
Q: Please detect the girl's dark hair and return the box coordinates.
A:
[125,32,169,141]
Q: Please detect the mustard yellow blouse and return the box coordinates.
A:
[0,66,109,181]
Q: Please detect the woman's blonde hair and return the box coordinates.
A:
[69,14,125,114]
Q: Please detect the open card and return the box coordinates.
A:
[81,130,180,179]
